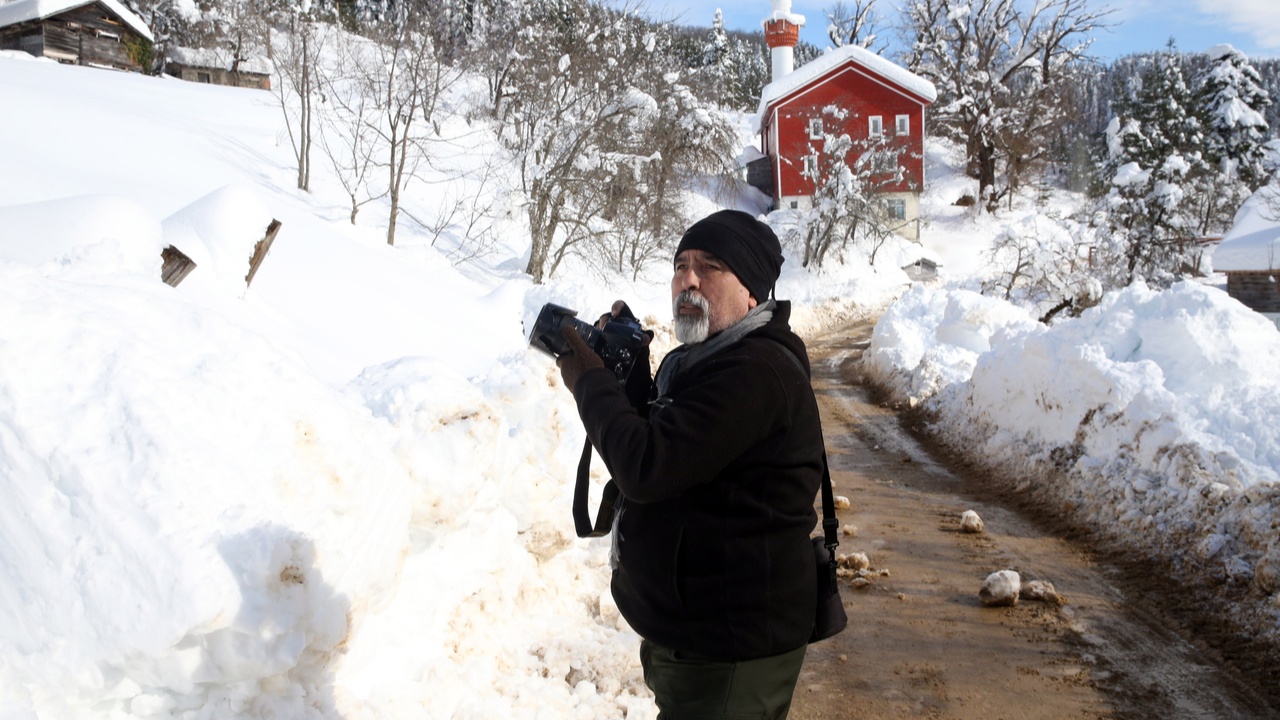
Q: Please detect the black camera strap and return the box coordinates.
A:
[573,438,618,538]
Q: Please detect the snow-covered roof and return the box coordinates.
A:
[0,0,153,43]
[757,44,937,123]
[1213,183,1280,272]
[169,46,271,76]
[761,0,805,28]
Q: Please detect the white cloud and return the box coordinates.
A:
[1196,0,1280,49]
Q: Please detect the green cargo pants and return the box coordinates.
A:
[639,639,808,719]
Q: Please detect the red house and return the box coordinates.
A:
[752,9,936,240]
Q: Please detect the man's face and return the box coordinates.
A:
[671,248,757,344]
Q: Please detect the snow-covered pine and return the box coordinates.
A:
[1197,44,1274,192]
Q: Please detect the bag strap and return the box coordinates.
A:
[818,452,838,559]
[765,341,839,560]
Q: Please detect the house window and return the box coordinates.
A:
[790,200,799,209]
[896,115,910,136]
[197,71,211,83]
[888,199,906,220]
[808,118,823,140]
[869,115,883,136]
[802,154,819,178]
[871,150,897,173]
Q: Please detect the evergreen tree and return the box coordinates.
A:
[1095,49,1205,287]
[1197,44,1273,191]
[701,9,731,104]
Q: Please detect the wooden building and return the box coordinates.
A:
[0,0,153,72]
[165,46,271,90]
[753,1,936,240]
[1214,185,1280,327]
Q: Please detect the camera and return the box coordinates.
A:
[528,302,647,382]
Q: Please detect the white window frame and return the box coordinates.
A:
[896,114,910,136]
[888,198,906,220]
[808,117,824,140]
[869,115,884,137]
[802,154,819,178]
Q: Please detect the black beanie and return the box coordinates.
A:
[674,210,784,301]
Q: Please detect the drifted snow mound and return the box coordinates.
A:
[0,266,413,718]
[162,183,275,293]
[0,194,164,277]
[864,280,1280,636]
[862,285,1038,404]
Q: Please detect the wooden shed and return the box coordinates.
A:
[165,46,271,91]
[1214,185,1280,327]
[0,0,154,72]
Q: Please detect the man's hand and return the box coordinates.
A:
[557,326,604,391]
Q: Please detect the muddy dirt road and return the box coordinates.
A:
[788,323,1278,720]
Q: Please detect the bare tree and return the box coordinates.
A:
[904,0,1110,211]
[341,12,461,246]
[593,79,738,280]
[316,31,386,224]
[825,0,886,53]
[792,124,909,269]
[492,2,734,284]
[270,15,327,192]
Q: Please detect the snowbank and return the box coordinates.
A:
[864,281,1280,633]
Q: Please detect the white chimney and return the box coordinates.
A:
[762,0,805,81]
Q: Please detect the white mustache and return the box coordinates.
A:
[675,291,708,313]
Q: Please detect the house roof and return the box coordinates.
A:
[169,46,271,75]
[1213,183,1280,272]
[0,0,154,42]
[757,44,937,122]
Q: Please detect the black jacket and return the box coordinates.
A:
[571,302,824,660]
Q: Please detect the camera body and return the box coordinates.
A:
[528,303,647,382]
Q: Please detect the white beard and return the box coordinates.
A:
[672,291,710,344]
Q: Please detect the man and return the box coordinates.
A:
[557,209,826,719]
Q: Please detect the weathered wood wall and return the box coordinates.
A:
[1226,270,1280,313]
[166,63,271,91]
[0,2,145,72]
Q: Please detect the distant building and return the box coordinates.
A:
[0,0,153,73]
[165,46,271,91]
[902,257,939,283]
[752,0,936,240]
[1213,184,1280,328]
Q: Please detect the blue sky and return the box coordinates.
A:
[613,0,1280,61]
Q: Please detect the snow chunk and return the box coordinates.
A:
[979,570,1021,607]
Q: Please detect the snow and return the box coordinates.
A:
[0,0,154,42]
[3,30,1280,720]
[0,49,890,720]
[763,0,806,28]
[167,46,271,76]
[865,279,1280,623]
[757,43,938,126]
[1212,180,1280,271]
